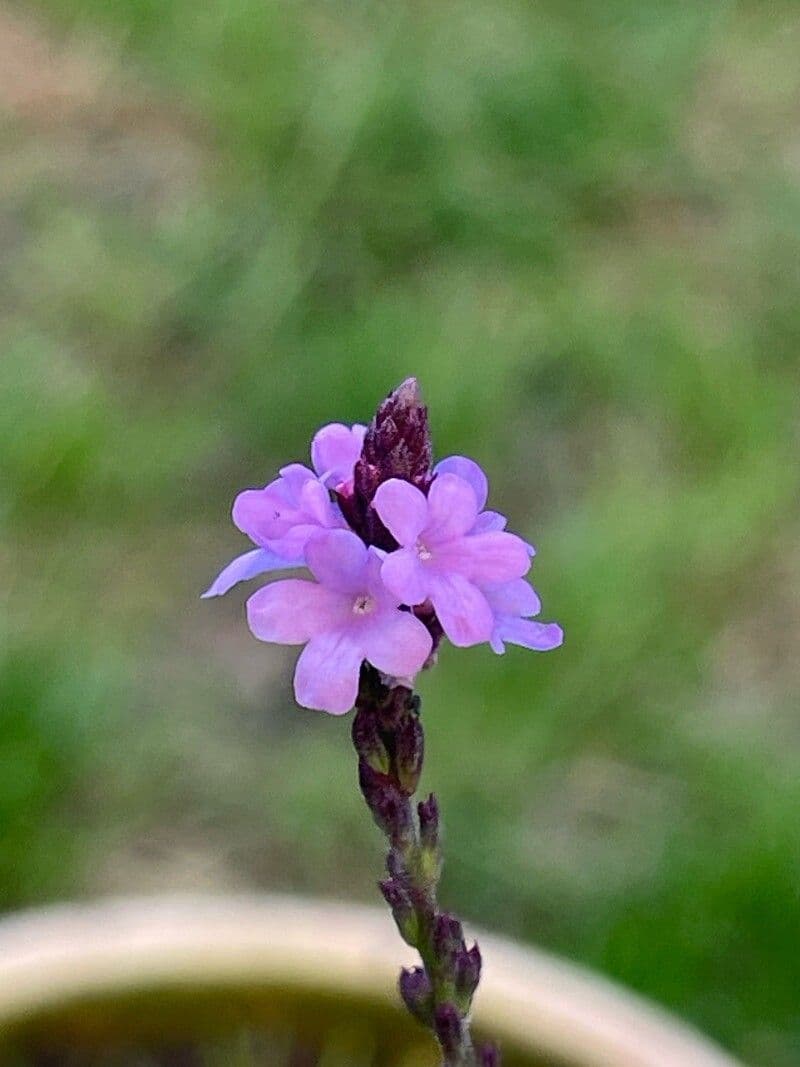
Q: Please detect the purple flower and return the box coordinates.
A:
[373,473,531,647]
[311,421,366,489]
[245,529,433,714]
[483,578,563,654]
[203,422,364,599]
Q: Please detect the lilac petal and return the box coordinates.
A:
[305,529,369,593]
[362,610,432,678]
[373,479,428,546]
[293,630,364,714]
[299,476,340,527]
[246,579,349,644]
[458,531,531,584]
[381,548,430,606]
[278,463,316,492]
[267,523,329,563]
[425,473,479,543]
[429,573,494,647]
[434,456,489,511]
[484,578,541,618]
[311,422,366,486]
[201,547,297,599]
[496,618,564,652]
[489,632,506,655]
[471,510,507,534]
[364,548,395,604]
[232,484,286,545]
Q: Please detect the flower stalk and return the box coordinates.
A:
[353,664,497,1066]
[206,377,562,1063]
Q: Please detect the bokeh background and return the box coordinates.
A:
[2,2,799,1064]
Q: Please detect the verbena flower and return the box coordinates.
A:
[207,379,563,1062]
[246,529,432,713]
[311,421,366,490]
[205,379,561,711]
[373,473,531,646]
[203,422,364,598]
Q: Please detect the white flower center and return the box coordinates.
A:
[352,594,375,615]
[416,540,433,562]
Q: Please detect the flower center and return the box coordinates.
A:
[352,594,375,615]
[415,540,433,562]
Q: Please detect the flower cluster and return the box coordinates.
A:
[205,380,561,713]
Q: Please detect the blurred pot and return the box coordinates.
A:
[0,894,744,1067]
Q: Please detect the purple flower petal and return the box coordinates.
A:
[362,611,432,678]
[494,618,564,652]
[380,547,430,606]
[434,456,489,511]
[305,529,369,594]
[363,547,394,603]
[489,632,507,655]
[458,531,531,584]
[484,578,541,618]
[373,478,428,546]
[299,476,338,526]
[311,422,366,487]
[471,510,507,534]
[293,630,364,713]
[246,579,349,644]
[429,573,494,647]
[201,547,297,599]
[425,473,479,542]
[278,462,316,492]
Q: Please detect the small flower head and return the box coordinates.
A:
[204,379,561,715]
[203,420,364,599]
[374,473,531,646]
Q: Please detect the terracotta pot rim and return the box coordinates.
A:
[0,893,744,1067]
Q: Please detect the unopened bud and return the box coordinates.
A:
[379,877,418,946]
[351,707,389,773]
[395,710,424,796]
[432,912,466,973]
[349,378,434,548]
[358,761,412,844]
[418,793,440,850]
[399,966,434,1026]
[454,940,482,1008]
[433,1002,463,1059]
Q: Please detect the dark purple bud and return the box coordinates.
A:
[362,378,433,487]
[394,710,424,796]
[418,793,440,850]
[347,378,434,548]
[351,707,389,773]
[433,1002,463,1059]
[399,966,434,1026]
[454,940,482,1005]
[379,877,418,946]
[432,912,466,972]
[478,1042,502,1066]
[358,761,412,845]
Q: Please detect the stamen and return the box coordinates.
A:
[353,594,375,615]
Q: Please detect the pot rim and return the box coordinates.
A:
[0,893,744,1067]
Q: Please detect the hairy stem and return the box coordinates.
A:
[351,665,498,1066]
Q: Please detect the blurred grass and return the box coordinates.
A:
[2,0,800,1063]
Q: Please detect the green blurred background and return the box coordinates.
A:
[1,1,799,1063]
